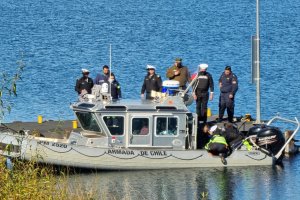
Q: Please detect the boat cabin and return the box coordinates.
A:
[71,96,197,150]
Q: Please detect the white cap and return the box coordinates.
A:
[209,125,218,133]
[199,63,208,70]
[146,65,156,70]
[82,68,90,73]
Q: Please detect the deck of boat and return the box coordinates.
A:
[1,120,81,139]
[1,115,259,139]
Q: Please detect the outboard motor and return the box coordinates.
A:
[255,126,285,162]
[246,124,267,146]
[247,124,267,137]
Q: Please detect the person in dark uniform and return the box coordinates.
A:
[197,123,212,149]
[108,73,122,100]
[192,63,214,124]
[75,68,94,95]
[218,66,238,123]
[141,65,162,100]
[94,65,110,85]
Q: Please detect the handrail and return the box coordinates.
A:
[180,74,199,97]
[266,116,299,126]
[265,116,300,160]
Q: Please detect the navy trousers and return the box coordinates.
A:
[219,92,234,122]
[196,92,209,123]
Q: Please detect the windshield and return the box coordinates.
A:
[76,112,101,132]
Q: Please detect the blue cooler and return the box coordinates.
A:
[162,80,180,95]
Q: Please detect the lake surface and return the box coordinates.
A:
[1,0,300,199]
[69,155,300,199]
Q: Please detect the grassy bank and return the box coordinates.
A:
[0,157,101,200]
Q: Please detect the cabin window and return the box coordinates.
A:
[103,116,124,135]
[76,112,101,132]
[156,117,178,136]
[132,118,149,135]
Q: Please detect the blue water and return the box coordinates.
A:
[71,155,300,199]
[1,0,300,199]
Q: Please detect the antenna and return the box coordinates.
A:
[109,44,112,100]
[251,0,261,123]
[255,0,261,123]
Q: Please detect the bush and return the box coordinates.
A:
[0,157,114,200]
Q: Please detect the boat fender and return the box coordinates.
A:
[101,83,109,93]
[5,157,13,170]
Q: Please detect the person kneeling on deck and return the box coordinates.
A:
[221,122,252,152]
[205,125,229,165]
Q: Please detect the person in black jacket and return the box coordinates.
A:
[141,65,162,100]
[218,66,238,123]
[108,73,122,100]
[75,68,94,95]
[192,63,214,123]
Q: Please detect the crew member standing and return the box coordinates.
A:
[192,63,214,124]
[75,68,94,95]
[141,65,162,100]
[166,58,190,90]
[94,65,110,85]
[218,66,238,123]
[108,73,122,100]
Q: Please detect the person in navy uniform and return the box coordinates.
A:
[75,68,94,95]
[192,63,214,124]
[94,65,110,85]
[218,66,238,123]
[141,65,162,100]
[108,73,122,100]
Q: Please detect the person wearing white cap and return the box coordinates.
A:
[75,68,94,95]
[192,63,214,124]
[141,65,162,100]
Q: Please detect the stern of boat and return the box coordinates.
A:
[0,131,22,158]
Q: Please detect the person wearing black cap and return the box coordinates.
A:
[94,65,110,85]
[218,66,238,123]
[141,65,162,100]
[75,69,94,95]
[166,58,191,90]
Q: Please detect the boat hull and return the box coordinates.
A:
[0,132,273,170]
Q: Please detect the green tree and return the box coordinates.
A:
[0,58,25,122]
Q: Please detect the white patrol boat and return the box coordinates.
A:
[0,80,299,170]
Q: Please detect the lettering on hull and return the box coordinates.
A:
[35,140,270,162]
[107,149,168,157]
[38,141,67,148]
[107,149,135,155]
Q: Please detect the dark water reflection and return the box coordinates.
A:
[68,155,300,199]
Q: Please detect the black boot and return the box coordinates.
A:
[219,153,227,165]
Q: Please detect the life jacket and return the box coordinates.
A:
[205,134,228,150]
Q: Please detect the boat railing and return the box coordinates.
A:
[266,116,300,159]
